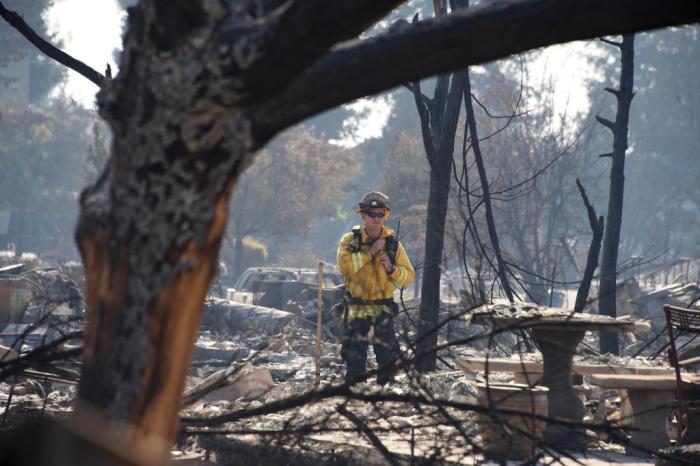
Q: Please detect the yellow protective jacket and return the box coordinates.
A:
[337,225,414,319]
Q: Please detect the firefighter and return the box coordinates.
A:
[336,191,414,385]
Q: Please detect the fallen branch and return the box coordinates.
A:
[336,405,402,466]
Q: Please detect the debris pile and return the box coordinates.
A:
[0,265,698,464]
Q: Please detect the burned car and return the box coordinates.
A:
[226,266,343,309]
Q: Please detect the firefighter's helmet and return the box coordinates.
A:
[358,191,390,211]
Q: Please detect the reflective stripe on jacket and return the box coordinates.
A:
[337,225,414,319]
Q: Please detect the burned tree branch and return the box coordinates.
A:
[254,0,699,138]
[488,123,587,199]
[221,0,405,97]
[409,79,436,165]
[603,87,622,99]
[595,115,615,131]
[599,37,623,48]
[0,1,104,86]
[336,405,402,466]
[573,179,604,313]
[0,344,83,383]
[470,92,529,119]
[463,71,515,304]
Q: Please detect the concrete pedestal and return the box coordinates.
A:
[532,328,587,448]
[625,389,673,454]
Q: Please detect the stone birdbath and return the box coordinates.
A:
[471,303,651,447]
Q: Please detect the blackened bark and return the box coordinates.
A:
[414,1,468,372]
[254,0,699,138]
[69,2,421,457]
[219,0,405,98]
[574,179,604,313]
[416,150,453,372]
[74,2,258,460]
[463,72,514,304]
[597,34,635,355]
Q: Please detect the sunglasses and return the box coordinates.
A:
[365,211,386,218]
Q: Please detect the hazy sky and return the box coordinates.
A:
[43,0,595,144]
[45,0,124,107]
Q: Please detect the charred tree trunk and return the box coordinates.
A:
[416,147,454,371]
[413,0,468,373]
[463,71,515,304]
[77,86,242,466]
[72,1,409,461]
[597,34,635,355]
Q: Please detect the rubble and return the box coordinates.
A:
[631,283,700,322]
[2,234,695,465]
[178,295,690,463]
[2,272,698,464]
[201,299,299,336]
[183,363,275,405]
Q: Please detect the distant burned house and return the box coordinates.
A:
[0,263,83,331]
[226,266,344,309]
[631,282,700,326]
[637,256,700,288]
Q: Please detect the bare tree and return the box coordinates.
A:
[407,0,467,372]
[461,67,597,305]
[597,34,636,355]
[462,64,515,304]
[1,0,697,461]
